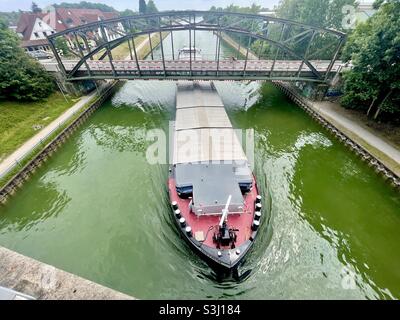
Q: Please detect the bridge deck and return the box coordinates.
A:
[173,81,247,164]
[44,60,341,78]
[64,59,341,73]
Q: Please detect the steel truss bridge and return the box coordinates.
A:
[47,11,346,83]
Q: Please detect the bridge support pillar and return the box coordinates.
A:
[292,81,330,101]
[53,72,104,97]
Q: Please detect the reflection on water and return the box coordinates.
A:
[0,80,399,299]
[0,32,400,300]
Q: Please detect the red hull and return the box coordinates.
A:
[168,173,261,270]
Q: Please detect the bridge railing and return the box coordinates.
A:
[46,11,346,83]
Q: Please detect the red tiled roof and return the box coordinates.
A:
[17,8,119,42]
[42,8,119,33]
[103,12,119,20]
[16,13,44,40]
[21,39,49,48]
[42,11,68,32]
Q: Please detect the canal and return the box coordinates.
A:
[0,31,399,300]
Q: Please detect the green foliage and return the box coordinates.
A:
[0,11,20,26]
[208,4,263,51]
[0,19,55,101]
[209,1,355,59]
[276,0,356,31]
[55,37,69,56]
[120,9,137,17]
[139,0,147,14]
[53,2,116,12]
[0,92,75,160]
[31,2,42,13]
[146,0,158,14]
[274,0,356,59]
[341,0,400,120]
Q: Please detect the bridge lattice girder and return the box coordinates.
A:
[47,11,346,83]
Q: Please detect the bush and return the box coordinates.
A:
[0,18,55,101]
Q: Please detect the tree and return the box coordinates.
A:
[274,0,357,59]
[276,0,356,31]
[341,0,400,120]
[146,0,158,14]
[120,9,137,17]
[53,2,116,12]
[0,19,55,101]
[139,0,147,14]
[31,2,42,13]
[55,37,69,56]
[0,11,20,26]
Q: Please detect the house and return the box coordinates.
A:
[16,7,123,52]
[16,12,55,51]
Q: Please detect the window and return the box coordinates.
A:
[43,31,47,36]
[34,32,39,38]
[38,22,42,27]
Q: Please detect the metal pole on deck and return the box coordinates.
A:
[216,17,221,76]
[49,38,67,76]
[189,16,192,76]
[237,35,241,59]
[193,15,196,61]
[100,24,116,77]
[297,30,315,78]
[159,17,166,77]
[127,36,134,61]
[148,33,154,60]
[270,24,285,77]
[74,32,92,77]
[170,18,174,60]
[131,34,141,76]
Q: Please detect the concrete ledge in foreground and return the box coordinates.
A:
[0,246,135,300]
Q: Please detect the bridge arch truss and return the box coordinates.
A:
[47,11,346,83]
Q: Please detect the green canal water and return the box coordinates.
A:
[0,31,400,299]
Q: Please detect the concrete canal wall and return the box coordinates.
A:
[274,81,400,190]
[0,33,175,299]
[0,81,119,205]
[215,32,259,60]
[0,81,139,299]
[0,246,134,300]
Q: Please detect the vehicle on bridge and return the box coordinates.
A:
[178,47,202,60]
[27,50,53,60]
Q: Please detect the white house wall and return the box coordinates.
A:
[29,18,55,41]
